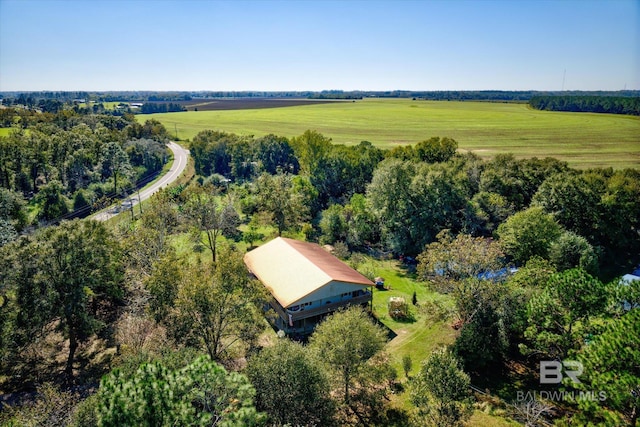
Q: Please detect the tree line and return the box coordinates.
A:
[189,129,639,278]
[0,110,170,240]
[139,102,187,114]
[529,95,640,115]
[4,90,638,106]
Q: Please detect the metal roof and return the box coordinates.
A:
[243,237,374,308]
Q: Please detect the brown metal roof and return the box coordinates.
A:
[243,237,373,308]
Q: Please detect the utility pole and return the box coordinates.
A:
[138,188,143,215]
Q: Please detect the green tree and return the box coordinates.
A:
[532,171,604,242]
[171,246,266,361]
[253,133,299,174]
[254,172,309,236]
[410,348,473,427]
[417,230,506,293]
[497,206,562,264]
[96,355,264,427]
[569,309,640,426]
[8,220,123,377]
[35,180,69,221]
[290,129,332,177]
[144,250,182,323]
[319,203,348,244]
[246,339,335,426]
[522,268,609,359]
[99,141,132,196]
[309,307,387,405]
[183,184,239,264]
[368,159,470,255]
[0,188,27,231]
[414,136,458,163]
[548,230,599,274]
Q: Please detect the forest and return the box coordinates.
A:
[0,107,639,426]
[529,95,640,116]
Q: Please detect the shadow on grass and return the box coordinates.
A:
[369,312,398,341]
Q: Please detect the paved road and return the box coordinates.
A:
[92,141,189,222]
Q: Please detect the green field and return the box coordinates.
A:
[140,98,640,169]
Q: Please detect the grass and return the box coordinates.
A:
[357,257,522,425]
[0,127,29,137]
[139,98,640,169]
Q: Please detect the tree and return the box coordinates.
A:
[254,172,309,236]
[290,129,332,177]
[246,339,335,426]
[183,184,239,264]
[253,133,299,174]
[7,220,123,377]
[497,206,562,264]
[569,309,640,426]
[414,136,458,163]
[99,141,132,195]
[522,268,609,359]
[171,246,266,361]
[367,159,470,255]
[532,171,604,242]
[96,355,264,426]
[309,307,387,405]
[320,203,348,244]
[35,180,69,221]
[410,348,473,427]
[0,188,27,231]
[548,230,599,274]
[417,230,507,293]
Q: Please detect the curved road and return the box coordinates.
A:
[92,141,189,222]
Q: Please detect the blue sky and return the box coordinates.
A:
[1,0,638,91]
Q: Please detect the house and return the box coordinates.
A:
[243,237,374,336]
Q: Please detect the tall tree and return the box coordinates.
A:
[497,206,562,265]
[522,268,609,359]
[417,230,506,293]
[8,220,123,377]
[96,356,264,426]
[309,307,387,405]
[183,184,239,264]
[410,348,473,427]
[246,339,335,426]
[99,141,132,195]
[414,136,458,163]
[254,172,308,236]
[171,246,266,361]
[569,309,640,426]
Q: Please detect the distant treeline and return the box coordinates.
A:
[139,102,187,114]
[529,95,640,115]
[3,90,639,104]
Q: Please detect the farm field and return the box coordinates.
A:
[140,98,640,169]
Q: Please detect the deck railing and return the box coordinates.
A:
[269,292,372,323]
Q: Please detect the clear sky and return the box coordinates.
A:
[1,0,638,91]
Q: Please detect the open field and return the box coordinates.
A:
[140,98,640,169]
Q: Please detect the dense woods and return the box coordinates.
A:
[1,105,639,426]
[0,109,169,230]
[529,95,640,115]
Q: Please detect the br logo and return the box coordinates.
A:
[540,360,583,384]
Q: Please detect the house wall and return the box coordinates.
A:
[287,280,371,310]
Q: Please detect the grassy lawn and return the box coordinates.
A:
[358,256,522,426]
[139,98,640,169]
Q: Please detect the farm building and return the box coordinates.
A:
[243,237,374,336]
